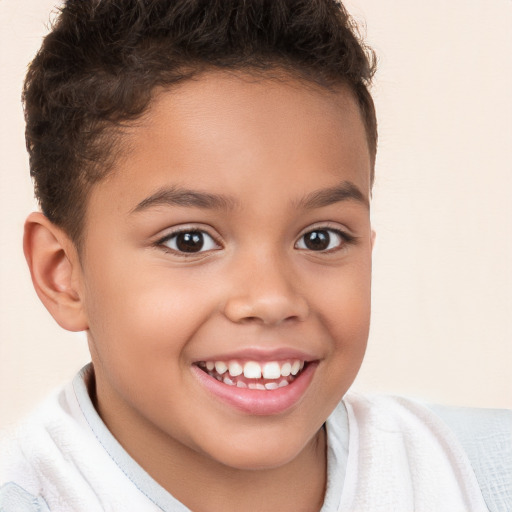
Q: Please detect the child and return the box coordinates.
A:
[0,1,510,511]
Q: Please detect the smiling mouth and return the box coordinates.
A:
[195,359,307,390]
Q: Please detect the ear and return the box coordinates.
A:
[23,212,88,332]
[371,229,376,249]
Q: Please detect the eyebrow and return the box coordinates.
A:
[131,186,238,213]
[295,181,369,209]
[132,180,368,214]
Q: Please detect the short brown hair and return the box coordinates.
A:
[24,0,377,248]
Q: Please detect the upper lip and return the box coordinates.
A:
[192,347,318,363]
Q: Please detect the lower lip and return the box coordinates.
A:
[191,363,317,416]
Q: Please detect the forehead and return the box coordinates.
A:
[91,71,371,218]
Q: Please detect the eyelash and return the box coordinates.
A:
[295,227,356,253]
[156,228,221,257]
[155,226,355,257]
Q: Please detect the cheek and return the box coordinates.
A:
[313,261,372,342]
[83,267,213,410]
[82,258,216,359]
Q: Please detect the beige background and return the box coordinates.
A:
[1,0,511,433]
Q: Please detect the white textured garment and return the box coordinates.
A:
[0,366,509,511]
[0,383,166,512]
[337,394,489,512]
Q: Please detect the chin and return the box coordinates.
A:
[214,450,300,472]
[200,428,322,472]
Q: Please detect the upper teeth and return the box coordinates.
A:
[244,361,262,378]
[214,361,228,374]
[203,359,305,379]
[228,361,243,377]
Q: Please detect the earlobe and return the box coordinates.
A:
[23,212,88,332]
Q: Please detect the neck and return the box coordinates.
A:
[151,426,327,512]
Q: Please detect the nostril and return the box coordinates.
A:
[241,316,259,324]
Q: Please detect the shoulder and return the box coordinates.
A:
[0,389,66,512]
[428,403,512,512]
[343,393,512,512]
[0,386,74,502]
[0,372,105,511]
[0,366,167,512]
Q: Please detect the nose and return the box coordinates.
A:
[222,255,309,326]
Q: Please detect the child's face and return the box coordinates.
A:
[77,71,373,471]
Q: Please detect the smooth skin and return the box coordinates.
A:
[24,71,374,512]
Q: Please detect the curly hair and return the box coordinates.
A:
[23,0,377,248]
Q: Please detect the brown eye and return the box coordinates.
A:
[162,230,219,253]
[175,232,204,252]
[304,231,330,250]
[295,228,348,252]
